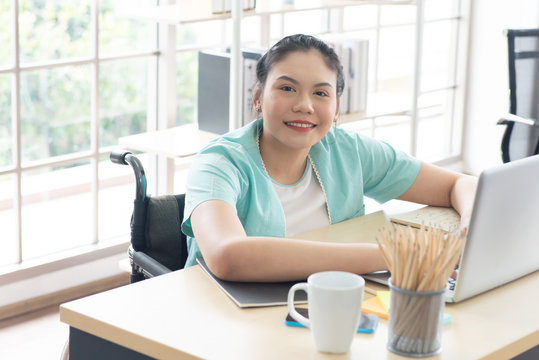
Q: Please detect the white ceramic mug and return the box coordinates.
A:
[287,271,365,354]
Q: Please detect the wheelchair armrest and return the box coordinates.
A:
[497,113,539,127]
[132,250,173,278]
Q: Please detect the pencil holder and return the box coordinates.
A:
[387,279,445,357]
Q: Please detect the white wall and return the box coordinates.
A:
[463,0,539,175]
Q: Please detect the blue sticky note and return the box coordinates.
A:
[443,313,451,326]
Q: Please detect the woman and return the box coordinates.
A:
[181,34,477,282]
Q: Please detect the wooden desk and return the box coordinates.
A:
[60,264,539,359]
[118,124,218,193]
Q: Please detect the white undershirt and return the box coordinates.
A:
[271,162,330,237]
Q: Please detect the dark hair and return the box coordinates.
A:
[256,34,345,97]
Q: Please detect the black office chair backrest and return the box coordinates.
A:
[500,29,539,162]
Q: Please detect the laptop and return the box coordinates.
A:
[366,154,539,303]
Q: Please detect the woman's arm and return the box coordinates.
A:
[190,200,387,282]
[397,161,478,234]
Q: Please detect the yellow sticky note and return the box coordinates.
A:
[377,290,390,311]
[361,296,389,319]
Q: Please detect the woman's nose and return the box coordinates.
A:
[292,94,314,114]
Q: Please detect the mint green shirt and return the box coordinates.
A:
[181,119,420,267]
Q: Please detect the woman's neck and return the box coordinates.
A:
[258,131,310,185]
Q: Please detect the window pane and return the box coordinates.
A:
[0,74,11,167]
[242,16,260,45]
[177,51,197,126]
[380,4,415,26]
[340,118,373,137]
[19,0,92,63]
[0,174,17,266]
[0,0,11,66]
[21,162,92,260]
[417,90,459,161]
[270,14,283,41]
[99,0,156,56]
[421,20,456,91]
[177,20,224,48]
[20,65,91,162]
[99,58,150,148]
[424,0,460,20]
[417,115,448,162]
[343,5,378,31]
[373,115,411,153]
[98,154,137,242]
[377,25,415,94]
[283,10,325,36]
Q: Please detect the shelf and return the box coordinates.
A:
[340,92,412,123]
[118,124,218,159]
[118,0,415,25]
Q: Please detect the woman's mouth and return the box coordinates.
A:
[284,121,316,129]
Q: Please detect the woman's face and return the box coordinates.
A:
[257,49,340,153]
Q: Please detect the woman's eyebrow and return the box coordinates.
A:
[276,75,334,88]
[276,75,299,84]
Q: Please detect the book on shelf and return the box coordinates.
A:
[198,47,266,134]
[319,34,369,115]
[346,37,369,113]
[211,0,256,14]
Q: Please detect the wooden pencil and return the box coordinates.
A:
[378,224,465,355]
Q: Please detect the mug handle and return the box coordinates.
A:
[287,282,310,328]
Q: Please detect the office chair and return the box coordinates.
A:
[497,28,539,163]
[110,150,188,283]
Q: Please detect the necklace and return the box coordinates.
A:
[256,130,269,176]
[256,129,333,224]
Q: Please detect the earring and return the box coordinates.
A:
[255,104,261,113]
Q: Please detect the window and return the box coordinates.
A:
[0,0,468,270]
[340,0,464,162]
[0,0,157,267]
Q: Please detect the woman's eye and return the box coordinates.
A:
[280,86,294,92]
[315,91,328,97]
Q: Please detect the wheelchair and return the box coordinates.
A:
[110,150,188,283]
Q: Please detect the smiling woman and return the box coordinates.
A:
[181,34,478,284]
[255,50,339,185]
[255,49,339,184]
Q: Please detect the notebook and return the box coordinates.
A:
[195,211,392,308]
[197,257,307,308]
[366,155,539,303]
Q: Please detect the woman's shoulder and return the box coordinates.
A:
[318,126,380,151]
[201,121,257,152]
[195,121,260,169]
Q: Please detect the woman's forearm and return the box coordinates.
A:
[208,237,387,282]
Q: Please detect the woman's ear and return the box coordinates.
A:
[253,83,263,113]
[334,96,341,122]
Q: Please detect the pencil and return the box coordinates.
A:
[364,286,377,296]
[379,224,465,355]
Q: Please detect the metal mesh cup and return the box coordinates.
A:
[387,278,445,357]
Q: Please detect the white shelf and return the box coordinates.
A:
[118,0,415,24]
[340,92,411,123]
